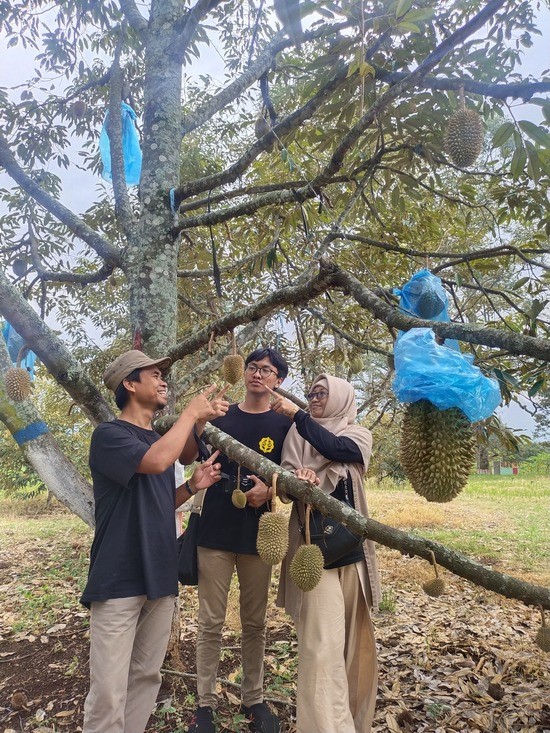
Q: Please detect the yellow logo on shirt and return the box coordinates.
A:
[259,436,275,453]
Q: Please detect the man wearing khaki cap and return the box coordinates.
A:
[81,350,229,733]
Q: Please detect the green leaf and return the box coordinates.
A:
[518,120,550,148]
[491,122,515,148]
[528,378,545,397]
[404,8,436,22]
[511,145,527,179]
[395,0,414,18]
[512,276,529,290]
[396,21,421,33]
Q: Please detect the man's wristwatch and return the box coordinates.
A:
[185,480,197,496]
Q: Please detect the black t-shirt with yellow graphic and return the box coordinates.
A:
[197,404,292,554]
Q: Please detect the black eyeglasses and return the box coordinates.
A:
[306,390,329,401]
[245,364,278,378]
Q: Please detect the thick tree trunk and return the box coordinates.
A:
[0,339,94,525]
[124,0,186,355]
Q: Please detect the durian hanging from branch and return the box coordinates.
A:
[4,346,32,402]
[535,605,550,652]
[400,399,476,503]
[223,331,244,386]
[422,550,446,597]
[289,504,324,592]
[256,474,289,565]
[444,85,484,168]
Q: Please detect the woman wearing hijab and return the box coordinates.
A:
[269,374,380,733]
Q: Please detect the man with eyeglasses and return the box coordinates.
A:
[182,347,292,733]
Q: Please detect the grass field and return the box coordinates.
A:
[1,473,548,634]
[366,473,550,586]
[0,474,549,732]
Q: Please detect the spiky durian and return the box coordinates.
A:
[289,544,324,592]
[444,108,484,168]
[231,489,247,509]
[400,399,476,502]
[5,368,32,402]
[535,607,550,652]
[535,626,550,652]
[255,115,270,140]
[289,503,324,591]
[415,289,446,319]
[257,513,289,565]
[349,355,364,374]
[223,354,245,385]
[422,550,445,597]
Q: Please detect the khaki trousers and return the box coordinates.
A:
[293,563,377,733]
[82,595,176,733]
[196,547,271,708]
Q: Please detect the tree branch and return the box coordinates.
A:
[372,66,550,101]
[177,233,278,278]
[0,269,114,425]
[153,419,549,609]
[176,63,349,204]
[305,0,509,189]
[330,264,550,362]
[306,306,392,357]
[119,0,148,42]
[167,262,339,363]
[0,132,122,266]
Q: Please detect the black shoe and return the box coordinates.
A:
[188,705,216,733]
[241,702,280,733]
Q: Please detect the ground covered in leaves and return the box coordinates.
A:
[0,506,548,733]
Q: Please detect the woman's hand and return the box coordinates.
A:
[295,468,320,485]
[244,475,272,507]
[189,450,221,491]
[264,385,299,419]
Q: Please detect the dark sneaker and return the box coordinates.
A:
[188,705,216,733]
[241,702,280,733]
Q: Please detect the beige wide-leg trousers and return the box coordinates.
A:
[82,594,176,733]
[293,563,377,733]
[196,547,272,708]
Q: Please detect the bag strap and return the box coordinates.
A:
[191,488,206,514]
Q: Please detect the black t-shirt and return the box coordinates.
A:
[197,404,292,554]
[80,419,178,608]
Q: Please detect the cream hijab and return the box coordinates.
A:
[281,374,372,491]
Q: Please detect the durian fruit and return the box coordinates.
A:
[349,355,364,375]
[256,475,289,565]
[72,100,87,118]
[5,367,32,402]
[289,505,324,592]
[415,288,446,319]
[444,89,484,168]
[422,550,445,597]
[255,114,270,140]
[535,605,550,652]
[231,489,248,509]
[223,332,245,385]
[400,399,476,503]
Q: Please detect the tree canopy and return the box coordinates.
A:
[0,0,549,602]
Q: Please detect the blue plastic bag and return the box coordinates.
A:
[392,328,501,422]
[394,269,449,321]
[2,322,36,379]
[99,102,142,186]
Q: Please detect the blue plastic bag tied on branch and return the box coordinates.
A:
[99,102,142,186]
[392,270,501,422]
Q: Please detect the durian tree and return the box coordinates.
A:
[1,0,550,603]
